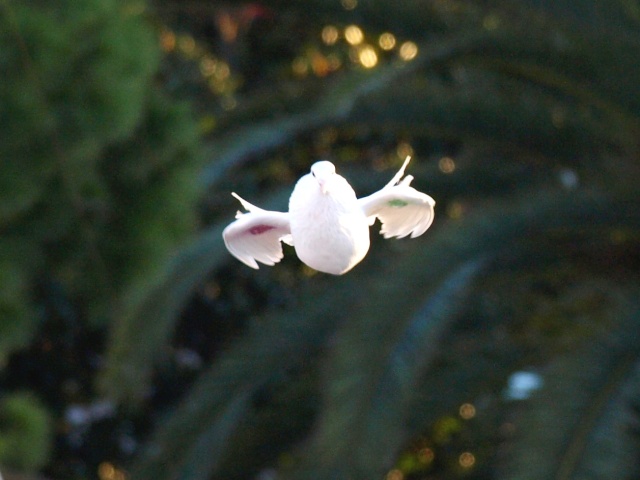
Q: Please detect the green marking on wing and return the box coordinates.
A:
[388,199,408,207]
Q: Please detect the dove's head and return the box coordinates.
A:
[310,161,337,195]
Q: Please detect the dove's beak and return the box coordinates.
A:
[317,179,329,195]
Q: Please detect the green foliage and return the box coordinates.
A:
[0,0,203,360]
[289,259,488,479]
[128,190,640,480]
[0,392,53,471]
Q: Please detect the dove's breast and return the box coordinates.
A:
[289,175,370,275]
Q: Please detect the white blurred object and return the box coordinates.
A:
[558,168,579,190]
[504,371,544,400]
[65,400,115,428]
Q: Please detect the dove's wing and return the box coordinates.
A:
[358,158,435,239]
[223,193,292,269]
[359,185,435,238]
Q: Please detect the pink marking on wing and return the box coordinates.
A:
[249,225,275,235]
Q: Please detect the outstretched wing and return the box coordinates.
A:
[358,157,435,239]
[222,193,292,269]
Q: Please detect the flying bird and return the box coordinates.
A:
[222,156,435,275]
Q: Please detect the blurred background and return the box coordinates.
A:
[1,0,640,479]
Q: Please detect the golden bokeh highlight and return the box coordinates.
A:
[311,52,331,76]
[379,32,397,50]
[399,41,418,61]
[199,57,217,76]
[396,142,414,159]
[358,45,378,68]
[160,29,176,52]
[345,25,364,45]
[216,63,231,81]
[98,462,127,480]
[341,0,358,10]
[292,57,309,76]
[322,25,339,45]
[459,402,476,419]
[217,12,239,42]
[177,34,196,56]
[161,29,237,97]
[385,469,404,480]
[207,78,223,94]
[438,156,456,174]
[418,447,435,464]
[327,53,342,71]
[459,452,476,468]
[220,95,237,111]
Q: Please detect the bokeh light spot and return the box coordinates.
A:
[312,52,331,76]
[459,402,476,419]
[322,25,339,45]
[418,447,435,464]
[438,156,456,174]
[98,462,127,480]
[200,57,217,77]
[177,35,196,57]
[221,96,237,111]
[213,62,230,81]
[396,142,414,159]
[399,41,418,60]
[341,0,358,10]
[358,45,378,68]
[385,469,404,480]
[379,32,396,50]
[345,25,364,45]
[459,452,476,468]
[327,53,342,71]
[292,57,309,76]
[160,29,176,52]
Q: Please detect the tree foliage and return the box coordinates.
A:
[0,0,202,342]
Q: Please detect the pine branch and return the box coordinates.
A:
[126,189,639,479]
[290,259,488,479]
[349,76,621,160]
[127,255,376,479]
[285,190,640,480]
[199,31,488,188]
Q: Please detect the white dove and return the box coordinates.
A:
[222,156,435,275]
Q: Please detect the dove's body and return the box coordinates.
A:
[289,162,370,274]
[222,157,435,275]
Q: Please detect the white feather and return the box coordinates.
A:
[222,157,435,274]
[222,193,291,269]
